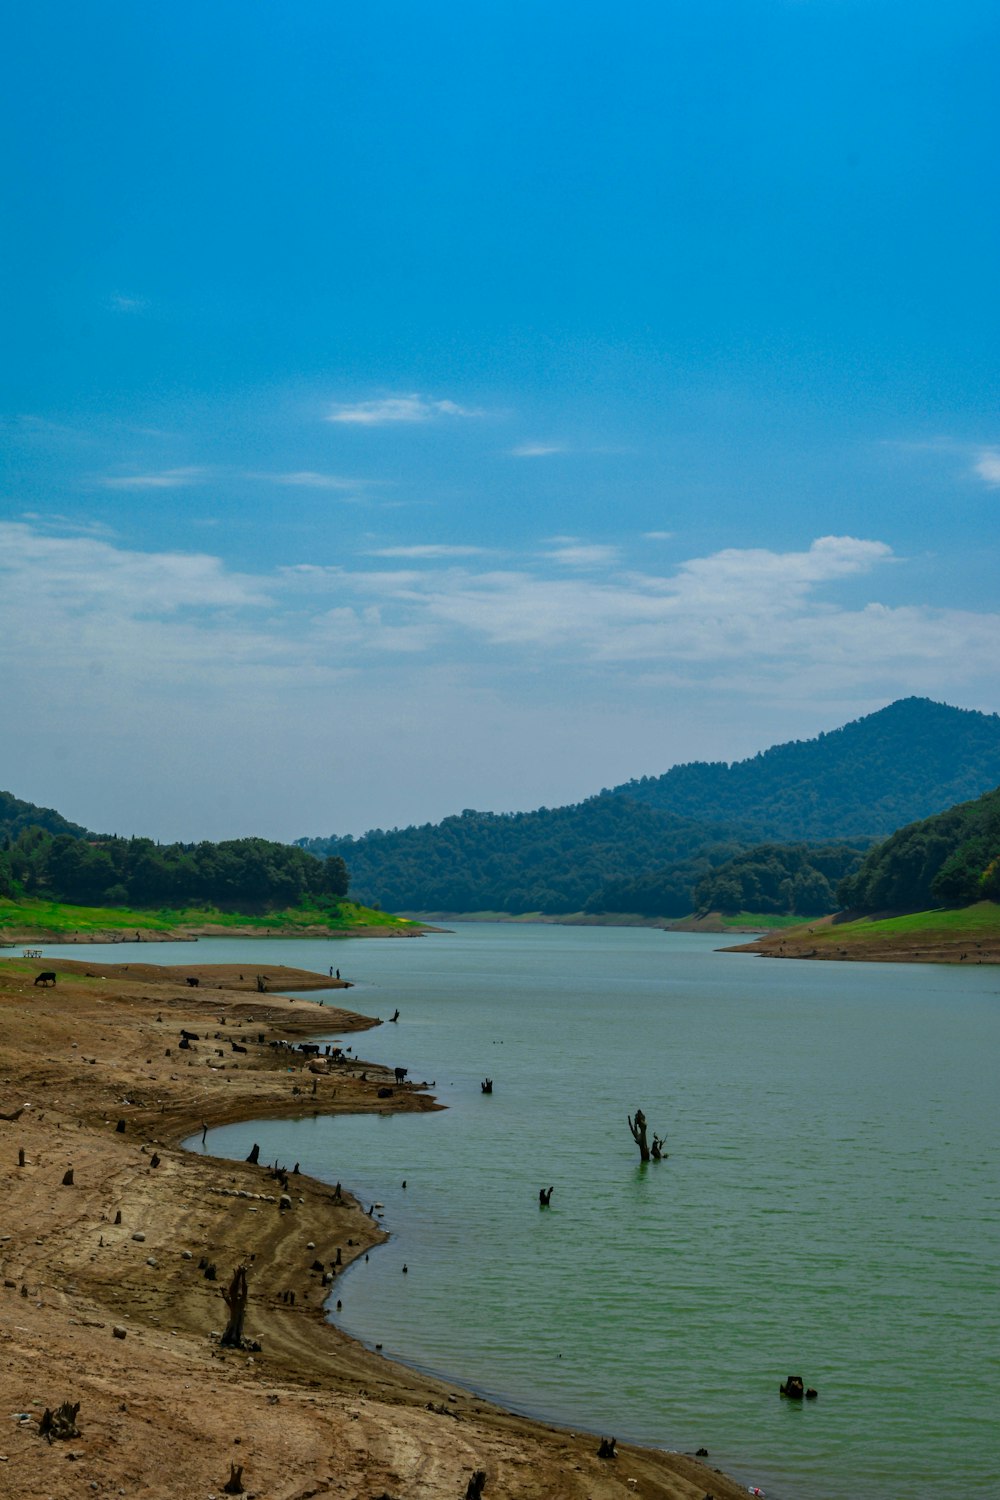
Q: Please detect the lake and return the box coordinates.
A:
[64,924,1000,1498]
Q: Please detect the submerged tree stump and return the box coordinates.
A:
[627,1109,650,1162]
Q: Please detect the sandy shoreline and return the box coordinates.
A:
[0,956,747,1500]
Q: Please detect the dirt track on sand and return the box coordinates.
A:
[0,958,746,1500]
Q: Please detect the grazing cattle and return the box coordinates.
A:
[393,1067,408,1084]
[186,976,200,987]
[34,971,57,987]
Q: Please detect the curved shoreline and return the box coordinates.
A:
[0,955,749,1500]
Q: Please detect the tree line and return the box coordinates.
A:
[836,784,1000,912]
[0,828,350,911]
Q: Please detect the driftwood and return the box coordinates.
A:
[38,1401,80,1442]
[480,1078,493,1094]
[465,1471,487,1499]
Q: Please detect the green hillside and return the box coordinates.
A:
[299,698,1000,916]
[609,698,1000,840]
[837,784,1000,912]
[301,800,741,917]
[0,789,90,842]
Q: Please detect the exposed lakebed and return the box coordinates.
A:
[69,922,996,1500]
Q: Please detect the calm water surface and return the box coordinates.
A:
[68,925,999,1498]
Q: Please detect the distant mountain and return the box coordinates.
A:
[837,784,1000,913]
[0,789,91,843]
[299,698,1000,915]
[606,698,1000,841]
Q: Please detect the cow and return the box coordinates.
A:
[186,976,200,987]
[393,1066,408,1084]
[34,971,57,987]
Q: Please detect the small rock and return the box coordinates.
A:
[112,1326,127,1340]
[131,1231,145,1243]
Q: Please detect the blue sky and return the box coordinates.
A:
[3,1,999,841]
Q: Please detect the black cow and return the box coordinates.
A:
[186,976,200,987]
[34,971,57,987]
[394,1067,408,1084]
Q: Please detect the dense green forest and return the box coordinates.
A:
[0,790,90,843]
[608,698,1000,840]
[299,800,740,916]
[692,843,866,916]
[837,786,1000,912]
[299,699,1000,916]
[0,825,349,911]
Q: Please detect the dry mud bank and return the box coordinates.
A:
[0,958,745,1500]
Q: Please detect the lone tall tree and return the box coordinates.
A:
[220,1263,249,1347]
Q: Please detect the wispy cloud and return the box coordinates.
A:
[643,531,674,541]
[108,292,148,313]
[2,523,996,729]
[326,393,484,425]
[973,448,1000,486]
[98,466,209,490]
[510,442,567,457]
[545,542,621,569]
[365,544,492,559]
[269,471,361,490]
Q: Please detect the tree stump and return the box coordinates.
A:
[38,1401,80,1442]
[223,1461,245,1494]
[220,1264,249,1347]
[628,1110,653,1162]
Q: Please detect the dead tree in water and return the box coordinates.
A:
[628,1109,653,1162]
[220,1264,249,1347]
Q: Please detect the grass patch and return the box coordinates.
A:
[0,896,424,939]
[823,901,1000,944]
[718,911,812,929]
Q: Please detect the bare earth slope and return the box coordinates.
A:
[0,958,743,1500]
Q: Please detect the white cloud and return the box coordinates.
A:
[109,293,147,313]
[545,543,622,569]
[326,393,484,425]
[98,467,208,490]
[643,530,674,541]
[257,471,364,491]
[365,544,492,559]
[510,442,566,457]
[2,522,996,743]
[973,448,1000,486]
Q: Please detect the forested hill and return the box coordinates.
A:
[299,801,744,916]
[1,789,90,842]
[607,698,1000,841]
[298,698,1000,916]
[836,785,1000,913]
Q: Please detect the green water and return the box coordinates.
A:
[77,923,997,1499]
